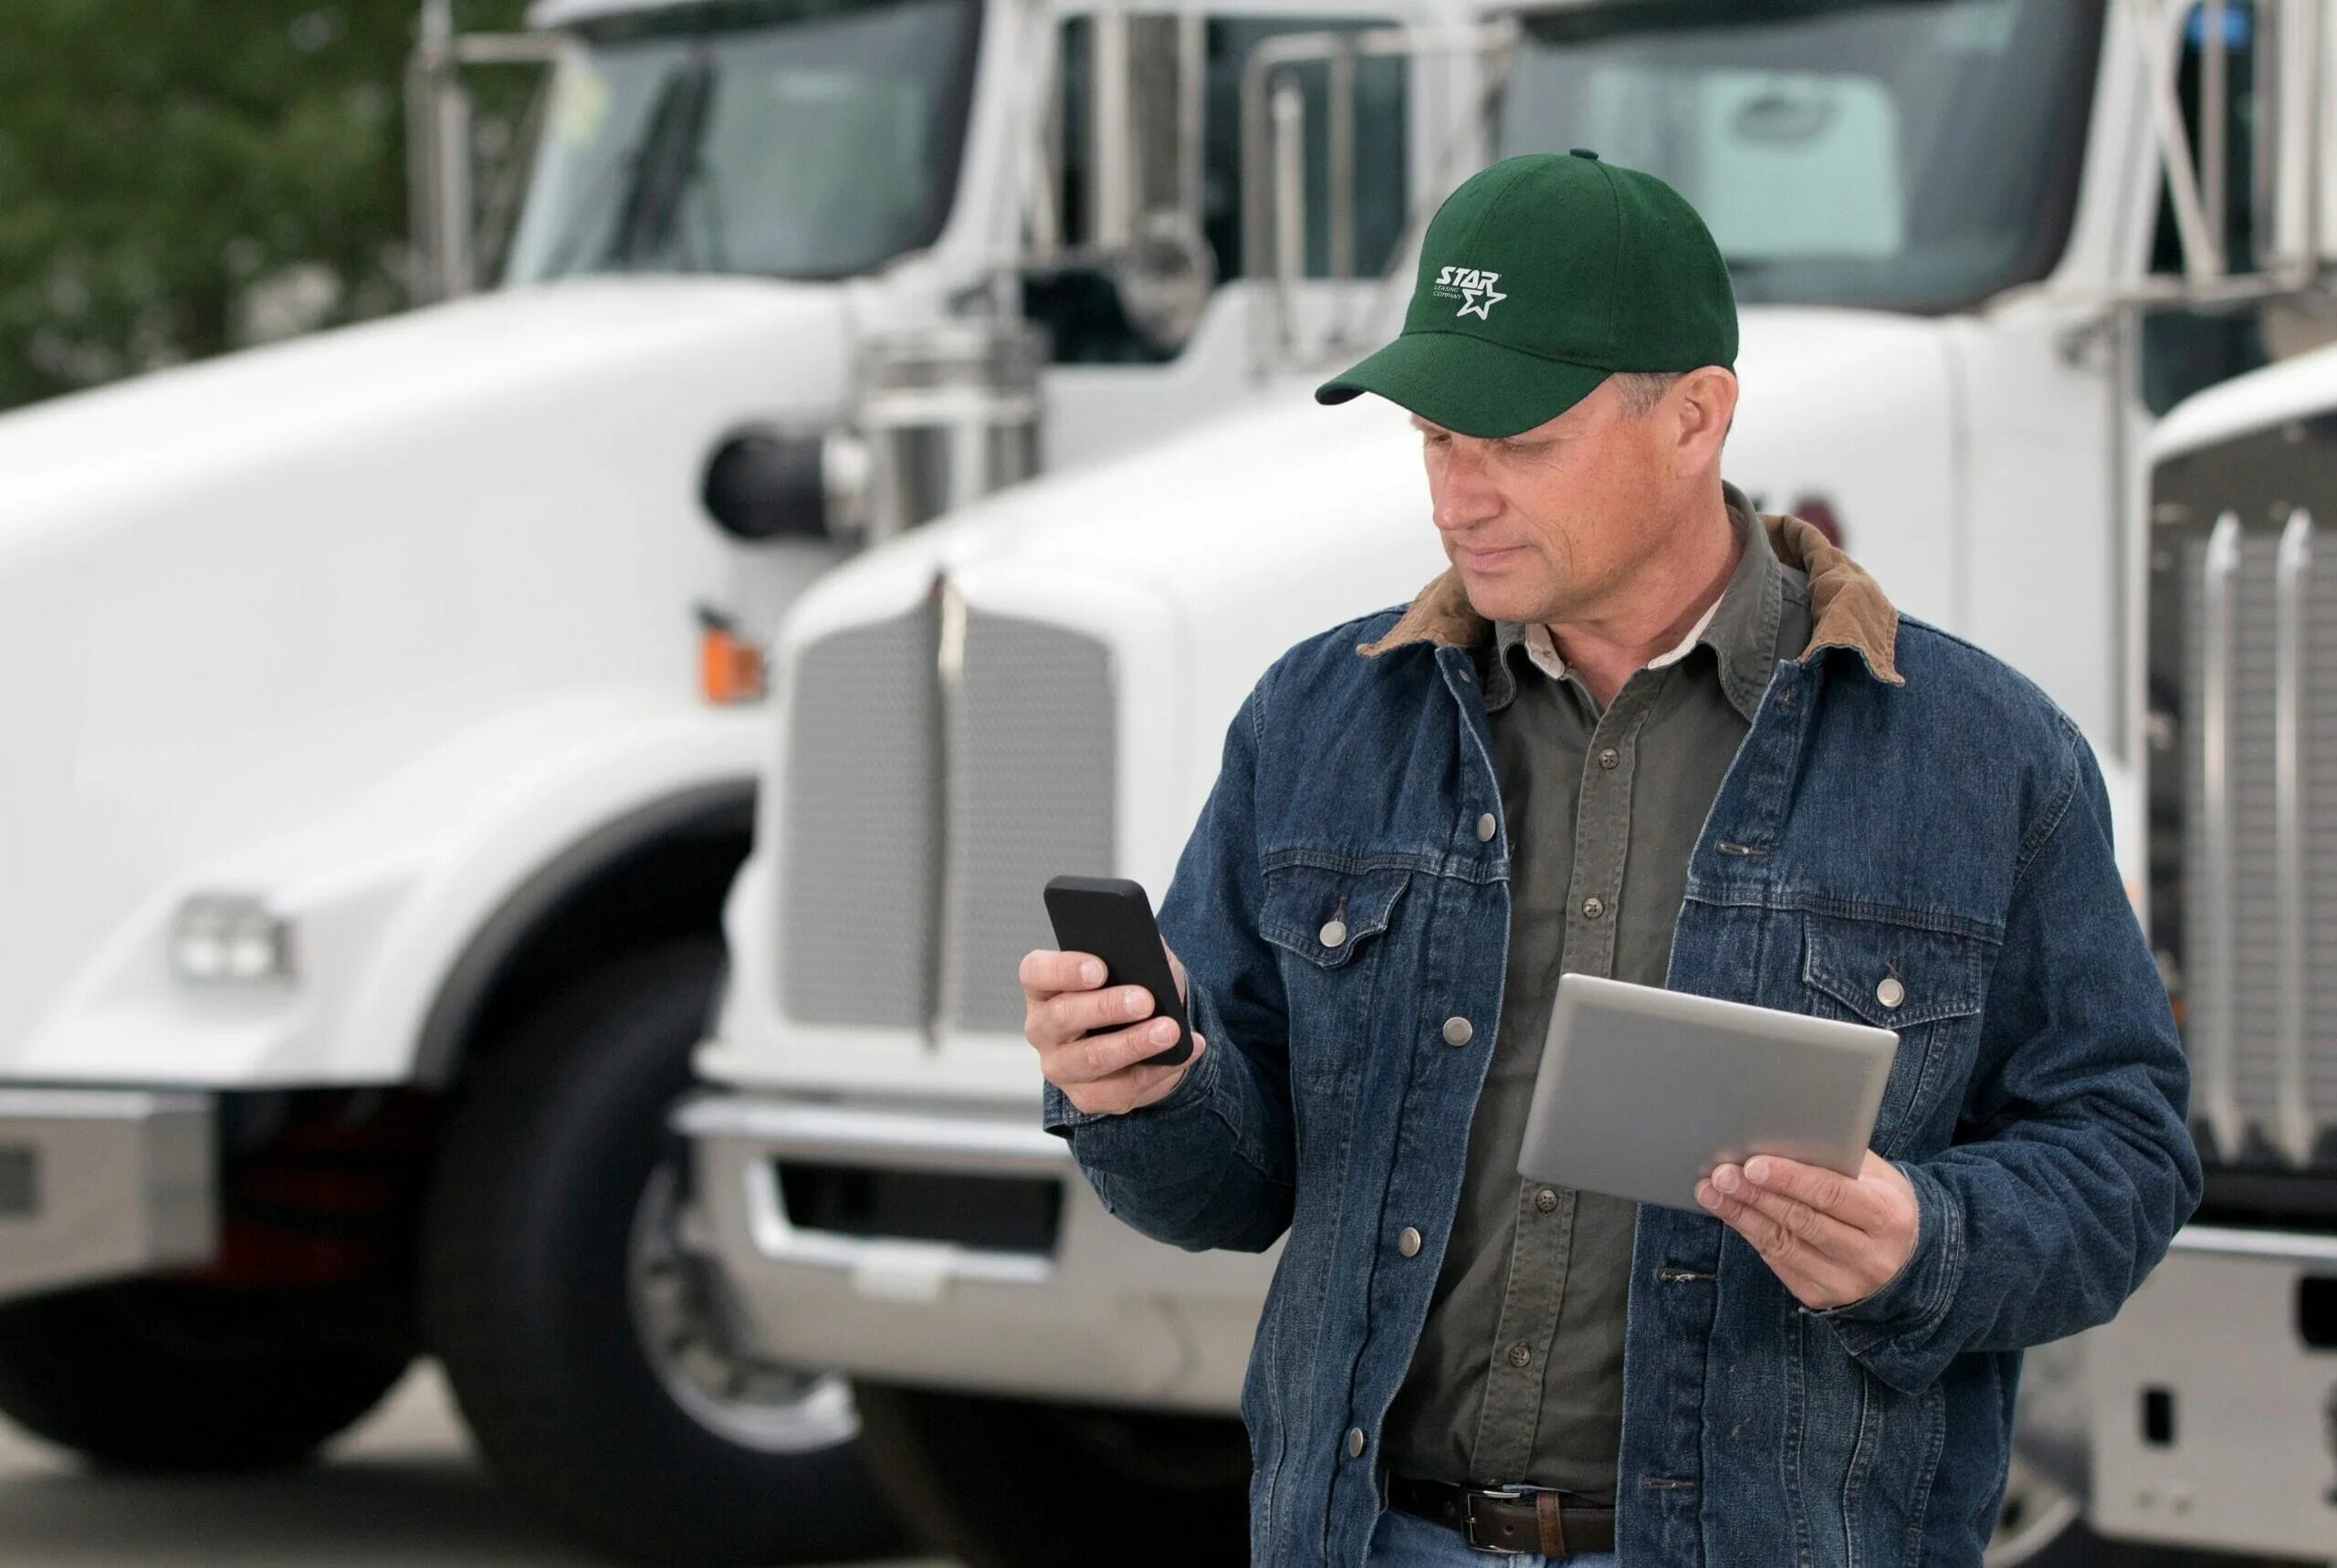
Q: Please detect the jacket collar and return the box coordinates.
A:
[1356,482,1903,688]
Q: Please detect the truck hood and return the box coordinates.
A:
[781,304,1961,713]
[0,277,853,1072]
[0,277,850,532]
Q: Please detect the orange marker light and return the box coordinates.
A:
[697,607,767,706]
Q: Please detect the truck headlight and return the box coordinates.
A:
[170,895,295,985]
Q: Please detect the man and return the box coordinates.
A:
[1022,152,2200,1565]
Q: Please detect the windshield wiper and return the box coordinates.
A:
[532,50,717,279]
[613,48,718,268]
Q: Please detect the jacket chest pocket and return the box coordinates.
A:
[1799,910,1986,1155]
[1258,861,1411,1084]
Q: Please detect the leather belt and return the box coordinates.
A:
[1387,1475,1617,1556]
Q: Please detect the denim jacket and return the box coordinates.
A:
[1045,507,2202,1567]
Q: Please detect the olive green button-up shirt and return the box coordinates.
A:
[1380,491,1817,1499]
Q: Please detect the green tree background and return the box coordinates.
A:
[0,0,530,413]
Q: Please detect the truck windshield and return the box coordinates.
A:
[1497,0,2104,313]
[503,0,983,285]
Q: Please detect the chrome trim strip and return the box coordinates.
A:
[676,1094,1071,1175]
[2272,507,2315,1166]
[2169,1223,2337,1267]
[2197,512,2244,1158]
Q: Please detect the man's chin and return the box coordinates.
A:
[1454,571,1547,629]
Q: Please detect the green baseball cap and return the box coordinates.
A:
[1315,150,1736,437]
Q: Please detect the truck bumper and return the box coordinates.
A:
[677,1092,1273,1413]
[0,1090,216,1303]
[2084,1226,2337,1558]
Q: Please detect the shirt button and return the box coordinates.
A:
[1581,895,1606,919]
[1598,747,1619,769]
[1506,1343,1533,1369]
[1476,813,1497,842]
[1877,976,1905,1009]
[1347,1427,1367,1458]
[1535,1187,1559,1213]
[1398,1226,1422,1258]
[1441,1016,1473,1047]
[1319,918,1348,947]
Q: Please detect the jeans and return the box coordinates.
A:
[1365,1506,1619,1565]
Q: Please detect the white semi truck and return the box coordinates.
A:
[680,1,2337,1563]
[0,0,1451,1559]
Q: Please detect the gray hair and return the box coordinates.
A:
[1610,371,1684,418]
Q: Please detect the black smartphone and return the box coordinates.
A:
[1042,875,1192,1068]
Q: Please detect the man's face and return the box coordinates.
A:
[1412,374,1717,627]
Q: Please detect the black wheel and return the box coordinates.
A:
[421,938,904,1566]
[853,1381,1251,1568]
[0,1278,410,1471]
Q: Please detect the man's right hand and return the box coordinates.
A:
[1022,946,1206,1116]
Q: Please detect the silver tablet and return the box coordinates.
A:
[1515,972,1897,1213]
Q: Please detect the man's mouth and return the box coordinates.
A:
[1454,543,1525,570]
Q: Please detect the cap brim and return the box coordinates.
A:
[1314,331,1611,439]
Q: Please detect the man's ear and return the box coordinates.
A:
[1672,366,1738,475]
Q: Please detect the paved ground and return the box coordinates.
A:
[0,1366,2310,1567]
[0,1364,948,1568]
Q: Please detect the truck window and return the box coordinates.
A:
[503,0,984,285]
[1497,0,2104,316]
[1031,11,1410,363]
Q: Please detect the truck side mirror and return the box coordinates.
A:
[1025,10,1213,357]
[2142,0,2332,289]
[2258,0,2336,284]
[1090,11,1213,353]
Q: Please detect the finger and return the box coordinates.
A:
[1164,942,1189,1006]
[1022,948,1107,998]
[1063,1035,1204,1115]
[1036,983,1160,1042]
[1041,1015,1189,1084]
[1697,1182,1868,1302]
[1742,1155,1892,1230]
[1709,1166,1868,1261]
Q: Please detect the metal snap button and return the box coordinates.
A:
[1319,919,1348,947]
[1476,813,1497,842]
[1398,1227,1422,1258]
[1442,1016,1473,1047]
[1877,976,1904,1009]
[1347,1427,1367,1458]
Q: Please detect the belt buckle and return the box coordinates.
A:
[1462,1487,1528,1555]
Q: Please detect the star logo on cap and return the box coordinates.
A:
[1456,277,1505,320]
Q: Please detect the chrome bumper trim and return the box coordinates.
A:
[0,1090,216,1302]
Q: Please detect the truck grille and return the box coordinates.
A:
[942,611,1116,1034]
[776,595,1115,1037]
[2149,413,2337,1172]
[779,607,940,1028]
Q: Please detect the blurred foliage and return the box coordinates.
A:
[0,0,531,412]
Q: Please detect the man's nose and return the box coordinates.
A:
[1431,444,1502,532]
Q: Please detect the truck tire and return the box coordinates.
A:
[852,1382,1251,1568]
[0,1279,409,1470]
[421,938,901,1566]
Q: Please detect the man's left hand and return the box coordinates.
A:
[1695,1151,1919,1310]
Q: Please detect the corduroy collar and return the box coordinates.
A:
[1356,482,1903,689]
